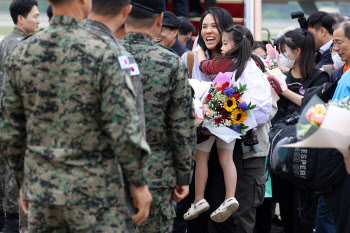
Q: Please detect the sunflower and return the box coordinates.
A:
[224,97,237,112]
[231,108,247,124]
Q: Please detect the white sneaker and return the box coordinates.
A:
[183,199,210,221]
[210,197,239,223]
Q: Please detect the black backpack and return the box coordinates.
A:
[267,69,346,193]
[267,112,346,193]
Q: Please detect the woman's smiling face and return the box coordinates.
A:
[201,14,221,51]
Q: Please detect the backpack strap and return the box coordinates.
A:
[186,51,194,78]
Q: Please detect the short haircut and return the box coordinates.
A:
[126,5,159,28]
[47,5,53,20]
[177,16,196,35]
[92,0,130,16]
[10,0,38,24]
[307,11,336,35]
[252,41,266,52]
[330,13,345,23]
[333,21,350,40]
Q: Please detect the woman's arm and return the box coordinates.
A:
[280,89,303,107]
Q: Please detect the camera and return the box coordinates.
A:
[291,11,307,30]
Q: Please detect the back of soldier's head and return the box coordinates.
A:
[10,0,38,24]
[126,0,165,28]
[91,0,130,16]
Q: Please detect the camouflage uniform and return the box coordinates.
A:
[0,15,150,233]
[84,19,147,232]
[123,33,196,233]
[0,27,27,232]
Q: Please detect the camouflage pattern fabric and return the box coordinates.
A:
[84,19,147,233]
[138,188,175,233]
[84,19,146,138]
[0,157,4,209]
[123,33,196,189]
[0,13,150,215]
[28,201,129,233]
[0,28,26,216]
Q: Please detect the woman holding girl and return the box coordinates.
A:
[181,8,239,233]
[182,12,272,229]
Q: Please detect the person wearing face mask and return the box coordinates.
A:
[271,29,330,233]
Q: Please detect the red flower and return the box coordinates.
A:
[204,94,213,103]
[233,93,240,100]
[218,107,225,114]
[221,111,228,119]
[206,94,212,101]
[218,82,230,92]
[215,118,222,124]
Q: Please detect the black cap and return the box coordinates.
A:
[162,11,179,28]
[131,0,165,14]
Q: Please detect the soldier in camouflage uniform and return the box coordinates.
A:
[0,0,152,232]
[0,1,40,232]
[124,0,197,232]
[84,1,147,231]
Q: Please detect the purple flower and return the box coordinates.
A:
[232,123,241,133]
[239,102,248,111]
[224,88,235,98]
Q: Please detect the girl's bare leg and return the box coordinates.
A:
[194,149,210,204]
[217,148,237,200]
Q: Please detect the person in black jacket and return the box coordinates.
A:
[307,11,336,68]
[156,11,190,57]
[272,29,329,233]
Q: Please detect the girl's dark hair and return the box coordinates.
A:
[198,7,234,57]
[251,54,266,73]
[215,25,254,81]
[278,29,316,83]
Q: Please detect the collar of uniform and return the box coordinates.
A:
[84,19,113,37]
[13,27,26,37]
[50,15,84,28]
[124,33,155,45]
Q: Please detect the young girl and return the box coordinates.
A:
[184,25,272,223]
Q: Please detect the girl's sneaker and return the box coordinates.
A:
[183,199,210,221]
[210,197,239,223]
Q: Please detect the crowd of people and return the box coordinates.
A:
[0,0,349,233]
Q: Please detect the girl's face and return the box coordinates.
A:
[201,14,221,51]
[221,32,236,55]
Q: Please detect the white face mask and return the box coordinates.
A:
[279,53,296,69]
[331,52,345,69]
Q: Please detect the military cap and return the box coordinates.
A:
[131,0,165,14]
[162,11,179,28]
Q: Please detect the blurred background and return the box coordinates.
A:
[0,0,350,42]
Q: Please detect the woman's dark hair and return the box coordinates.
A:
[278,29,316,83]
[198,7,233,57]
[214,25,254,81]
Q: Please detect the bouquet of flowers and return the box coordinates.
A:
[203,81,255,135]
[265,58,278,70]
[283,95,350,157]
